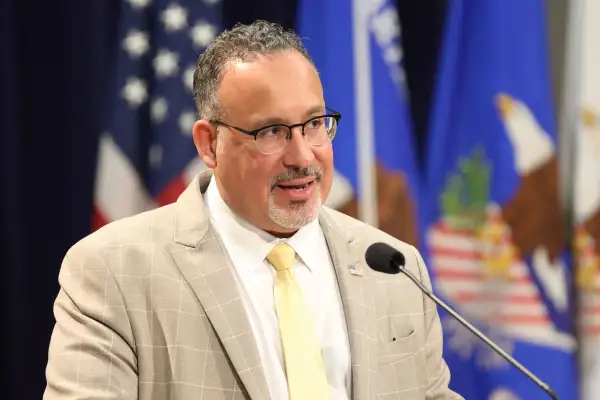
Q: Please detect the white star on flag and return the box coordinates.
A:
[183,66,195,92]
[151,98,168,123]
[371,6,401,47]
[178,111,196,135]
[391,68,406,86]
[122,30,149,58]
[384,45,403,65]
[122,77,148,107]
[153,49,179,78]
[366,0,386,15]
[190,21,217,48]
[127,0,151,10]
[149,144,164,168]
[161,3,188,32]
[203,0,221,5]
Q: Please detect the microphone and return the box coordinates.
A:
[365,242,559,400]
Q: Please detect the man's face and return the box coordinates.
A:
[196,50,334,235]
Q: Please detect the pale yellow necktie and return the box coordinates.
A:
[266,242,330,400]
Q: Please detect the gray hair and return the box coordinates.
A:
[192,20,315,121]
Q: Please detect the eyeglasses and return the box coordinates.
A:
[210,107,342,155]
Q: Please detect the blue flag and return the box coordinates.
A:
[422,0,579,398]
[297,0,420,245]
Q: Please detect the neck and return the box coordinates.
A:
[265,229,298,239]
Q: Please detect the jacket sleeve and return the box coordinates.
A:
[44,240,138,399]
[411,245,464,400]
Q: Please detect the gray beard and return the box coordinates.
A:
[267,187,322,229]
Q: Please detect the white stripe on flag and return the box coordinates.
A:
[435,280,539,298]
[95,132,205,224]
[431,256,531,279]
[94,133,156,221]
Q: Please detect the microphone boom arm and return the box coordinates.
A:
[397,262,559,400]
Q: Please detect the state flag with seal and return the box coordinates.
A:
[421,0,580,398]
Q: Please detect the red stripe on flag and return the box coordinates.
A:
[583,326,600,336]
[92,205,109,231]
[431,248,483,260]
[582,305,600,315]
[433,268,531,283]
[431,223,478,237]
[495,315,550,325]
[156,176,187,206]
[454,291,540,304]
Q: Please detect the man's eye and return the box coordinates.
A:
[261,126,285,137]
[308,118,324,128]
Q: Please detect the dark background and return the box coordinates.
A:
[0,0,446,397]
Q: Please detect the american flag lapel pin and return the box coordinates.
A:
[349,263,364,276]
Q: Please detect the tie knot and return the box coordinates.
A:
[266,242,296,271]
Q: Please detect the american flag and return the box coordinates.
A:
[93,0,221,229]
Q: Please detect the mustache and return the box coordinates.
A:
[270,166,323,187]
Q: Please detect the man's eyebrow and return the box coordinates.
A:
[250,105,327,128]
[303,105,327,118]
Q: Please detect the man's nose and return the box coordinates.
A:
[282,128,315,168]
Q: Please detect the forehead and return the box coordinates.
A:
[217,51,324,123]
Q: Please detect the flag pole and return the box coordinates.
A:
[559,0,587,398]
[558,0,583,234]
[352,0,378,227]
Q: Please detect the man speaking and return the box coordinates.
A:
[44,20,460,400]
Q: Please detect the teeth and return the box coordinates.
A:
[281,182,310,190]
[292,184,309,190]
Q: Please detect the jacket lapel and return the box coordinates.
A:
[171,171,270,400]
[319,210,378,400]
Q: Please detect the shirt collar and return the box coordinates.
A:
[286,218,323,273]
[204,177,324,272]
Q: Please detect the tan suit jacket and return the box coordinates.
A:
[44,170,461,399]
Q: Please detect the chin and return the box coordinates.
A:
[268,197,321,230]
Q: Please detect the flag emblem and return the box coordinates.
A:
[427,94,574,367]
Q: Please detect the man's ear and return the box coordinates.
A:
[192,120,218,168]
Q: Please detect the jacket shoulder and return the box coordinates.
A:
[80,204,178,248]
[62,204,181,275]
[321,206,419,260]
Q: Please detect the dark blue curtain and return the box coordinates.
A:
[0,1,117,398]
[396,0,448,164]
[0,0,443,398]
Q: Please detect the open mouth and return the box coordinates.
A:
[277,181,314,190]
[273,177,318,200]
[275,178,316,190]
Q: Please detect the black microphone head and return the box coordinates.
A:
[365,242,406,274]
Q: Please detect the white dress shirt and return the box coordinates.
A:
[204,178,351,400]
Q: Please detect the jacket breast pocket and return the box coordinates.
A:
[377,329,419,365]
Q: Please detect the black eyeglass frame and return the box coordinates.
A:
[210,107,342,144]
